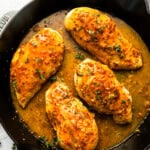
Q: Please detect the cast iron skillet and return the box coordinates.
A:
[0,0,150,149]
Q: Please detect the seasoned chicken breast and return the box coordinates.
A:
[64,7,142,70]
[10,28,64,108]
[45,81,98,150]
[74,58,132,124]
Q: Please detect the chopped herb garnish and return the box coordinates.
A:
[114,45,121,53]
[35,58,41,63]
[12,81,17,89]
[109,91,118,100]
[96,14,101,17]
[78,26,84,31]
[87,29,95,37]
[75,46,80,50]
[39,136,46,143]
[119,53,124,58]
[49,136,58,147]
[93,82,100,86]
[49,76,57,82]
[57,138,61,144]
[36,69,45,80]
[116,132,121,138]
[39,136,57,149]
[88,106,95,111]
[60,78,64,82]
[95,90,102,100]
[75,53,85,60]
[121,100,126,104]
[25,58,29,63]
[50,137,57,146]
[92,37,98,42]
[32,42,38,47]
[87,67,93,75]
[97,26,105,33]
[109,93,116,100]
[40,74,45,80]
[87,29,98,42]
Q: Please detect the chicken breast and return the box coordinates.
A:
[45,81,98,150]
[10,28,64,108]
[64,7,142,70]
[74,58,132,124]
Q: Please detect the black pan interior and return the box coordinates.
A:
[0,0,150,149]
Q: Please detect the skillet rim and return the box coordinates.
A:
[0,0,150,149]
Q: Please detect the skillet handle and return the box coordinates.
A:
[145,0,150,14]
[0,11,17,38]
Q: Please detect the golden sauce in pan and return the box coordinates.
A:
[11,10,150,149]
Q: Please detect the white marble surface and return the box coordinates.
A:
[0,1,32,149]
[0,124,14,150]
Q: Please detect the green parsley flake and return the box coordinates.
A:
[87,29,98,42]
[87,67,93,75]
[32,42,38,47]
[75,53,85,60]
[36,69,45,80]
[87,29,95,36]
[121,100,126,104]
[97,26,105,33]
[114,45,121,52]
[78,26,84,31]
[95,90,102,100]
[49,76,57,82]
[35,58,41,63]
[12,81,17,89]
[25,58,29,63]
[39,136,56,149]
[49,136,58,147]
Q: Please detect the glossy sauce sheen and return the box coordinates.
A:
[11,10,150,149]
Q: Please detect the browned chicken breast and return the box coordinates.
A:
[64,7,142,70]
[10,28,64,108]
[45,81,98,150]
[74,58,132,124]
